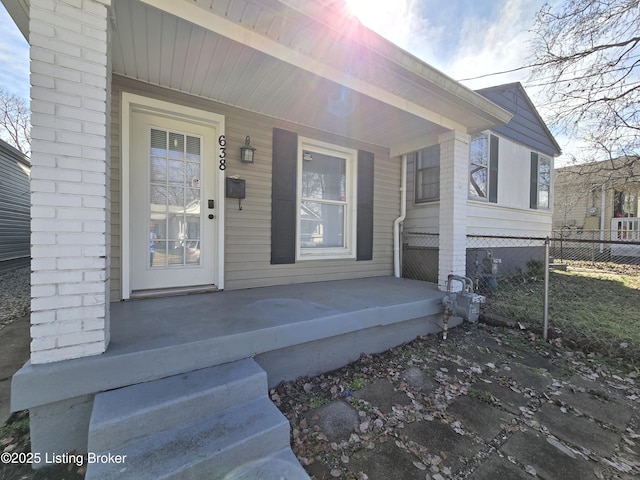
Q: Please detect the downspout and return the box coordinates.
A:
[394,154,407,277]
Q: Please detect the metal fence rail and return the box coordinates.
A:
[402,231,640,363]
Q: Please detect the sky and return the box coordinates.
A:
[0,0,570,160]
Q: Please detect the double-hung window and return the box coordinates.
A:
[469,133,499,203]
[298,138,357,259]
[414,144,440,203]
[530,153,551,209]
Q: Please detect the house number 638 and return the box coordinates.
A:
[218,135,226,171]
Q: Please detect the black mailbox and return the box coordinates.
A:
[226,177,246,199]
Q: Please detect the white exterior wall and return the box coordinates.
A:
[29,0,112,364]
[467,134,553,237]
[437,130,469,290]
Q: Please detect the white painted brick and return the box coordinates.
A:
[31,193,83,208]
[30,22,55,38]
[57,104,105,123]
[32,320,81,338]
[59,282,104,296]
[57,55,107,77]
[31,245,85,258]
[55,79,104,101]
[30,180,56,193]
[31,219,83,232]
[31,341,105,364]
[82,246,107,257]
[56,305,105,322]
[31,337,57,351]
[30,97,56,116]
[57,257,105,270]
[81,172,106,185]
[31,163,83,181]
[56,232,105,245]
[31,88,83,109]
[31,270,84,285]
[82,294,106,307]
[58,156,106,173]
[31,258,57,271]
[30,46,55,64]
[56,330,106,348]
[32,113,82,132]
[30,311,56,325]
[82,146,109,161]
[57,208,105,221]
[83,221,107,233]
[31,61,82,83]
[83,271,106,282]
[31,74,56,89]
[31,285,57,297]
[81,318,107,331]
[31,207,56,219]
[82,196,106,209]
[32,295,83,311]
[57,182,105,196]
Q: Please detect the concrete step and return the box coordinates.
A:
[86,396,299,480]
[88,358,266,453]
[223,448,310,479]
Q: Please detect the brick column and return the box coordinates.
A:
[29,0,112,364]
[438,130,469,291]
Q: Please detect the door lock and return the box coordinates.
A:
[208,214,215,219]
[208,199,215,209]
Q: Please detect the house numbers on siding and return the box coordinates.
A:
[218,135,226,170]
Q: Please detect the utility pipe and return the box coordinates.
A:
[393,154,407,277]
[600,183,606,253]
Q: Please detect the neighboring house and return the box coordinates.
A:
[0,138,30,273]
[403,82,561,281]
[3,0,514,476]
[554,156,640,257]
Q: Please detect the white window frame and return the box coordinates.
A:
[296,137,358,260]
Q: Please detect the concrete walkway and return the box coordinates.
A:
[275,325,640,479]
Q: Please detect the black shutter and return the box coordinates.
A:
[530,152,539,209]
[271,128,298,264]
[489,135,499,204]
[357,150,374,261]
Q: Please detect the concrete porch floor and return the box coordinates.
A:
[12,276,447,413]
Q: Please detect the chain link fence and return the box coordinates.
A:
[403,230,640,364]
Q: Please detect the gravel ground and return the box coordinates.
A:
[0,267,30,329]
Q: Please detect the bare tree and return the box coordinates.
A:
[0,88,30,156]
[528,0,639,172]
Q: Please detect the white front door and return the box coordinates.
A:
[130,111,218,292]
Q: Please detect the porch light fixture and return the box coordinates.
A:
[240,136,256,163]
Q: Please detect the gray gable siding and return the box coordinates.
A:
[0,139,30,271]
[476,84,560,157]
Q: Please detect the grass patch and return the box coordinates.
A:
[483,261,640,364]
[348,376,368,391]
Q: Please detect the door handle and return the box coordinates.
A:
[208,214,215,219]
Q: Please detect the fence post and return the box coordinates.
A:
[543,237,550,341]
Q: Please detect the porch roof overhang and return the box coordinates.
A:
[5,0,512,156]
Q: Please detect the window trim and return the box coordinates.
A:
[296,137,358,261]
[537,155,551,210]
[414,144,440,204]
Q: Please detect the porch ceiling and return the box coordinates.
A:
[109,0,511,155]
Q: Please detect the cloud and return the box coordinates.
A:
[0,4,30,100]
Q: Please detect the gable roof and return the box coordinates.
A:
[476,82,561,157]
